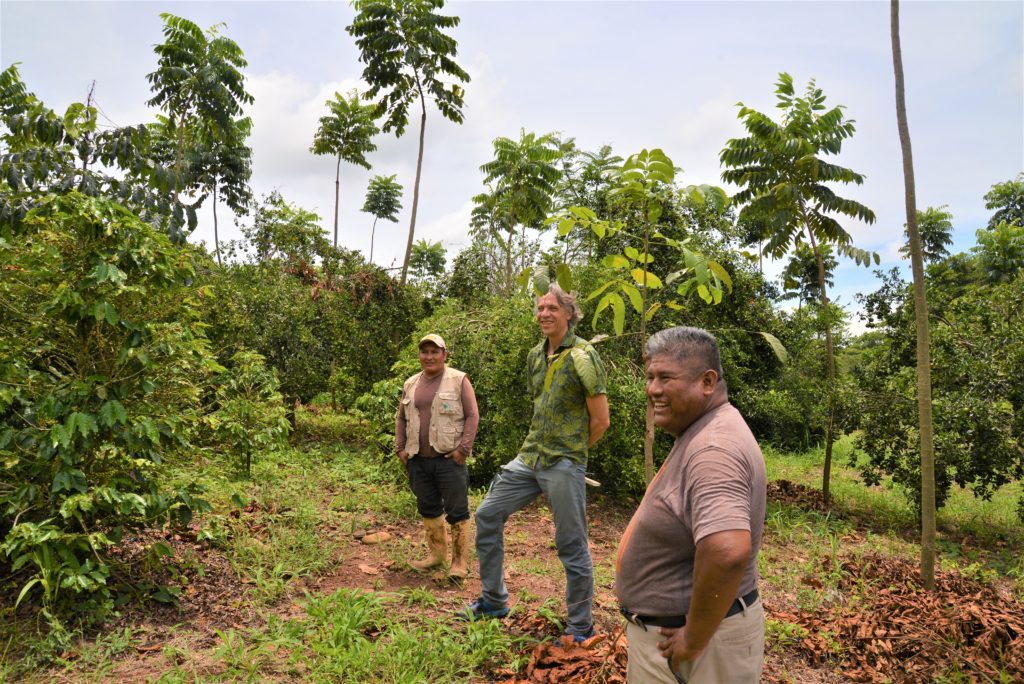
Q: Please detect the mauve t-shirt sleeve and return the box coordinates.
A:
[684,447,753,545]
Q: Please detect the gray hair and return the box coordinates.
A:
[535,283,583,327]
[646,326,725,379]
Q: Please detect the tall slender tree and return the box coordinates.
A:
[361,173,403,263]
[892,0,936,589]
[310,90,380,249]
[347,0,469,285]
[721,73,877,506]
[476,129,562,294]
[147,13,254,264]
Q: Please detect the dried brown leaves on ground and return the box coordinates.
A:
[772,553,1024,682]
[490,614,628,684]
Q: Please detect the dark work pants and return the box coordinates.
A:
[406,456,470,524]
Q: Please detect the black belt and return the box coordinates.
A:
[621,588,759,630]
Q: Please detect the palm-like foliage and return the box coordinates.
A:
[983,173,1024,229]
[146,13,254,263]
[361,173,403,263]
[781,242,836,306]
[476,129,562,293]
[900,205,953,263]
[146,14,253,168]
[347,0,470,285]
[311,90,380,249]
[721,73,877,506]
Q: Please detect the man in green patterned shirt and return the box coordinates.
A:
[463,284,610,642]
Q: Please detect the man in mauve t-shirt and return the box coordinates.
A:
[615,326,766,683]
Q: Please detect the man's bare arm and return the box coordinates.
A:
[586,393,610,447]
[658,529,752,668]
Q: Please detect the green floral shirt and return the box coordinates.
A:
[517,331,608,469]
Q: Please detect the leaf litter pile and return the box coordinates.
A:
[769,552,1024,683]
[488,613,628,684]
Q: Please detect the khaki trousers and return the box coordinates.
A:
[625,600,764,683]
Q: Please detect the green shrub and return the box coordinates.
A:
[205,350,291,476]
[0,193,214,621]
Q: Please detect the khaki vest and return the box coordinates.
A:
[400,367,467,456]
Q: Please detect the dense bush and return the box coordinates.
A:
[0,193,216,620]
[199,194,424,413]
[356,259,789,496]
[854,249,1024,516]
[201,259,423,411]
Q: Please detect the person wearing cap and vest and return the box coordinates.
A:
[615,326,766,683]
[396,334,480,580]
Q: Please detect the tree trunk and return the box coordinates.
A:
[330,359,338,413]
[892,0,936,590]
[333,156,341,249]
[370,217,379,264]
[642,213,654,484]
[401,97,427,286]
[805,227,835,508]
[213,182,221,266]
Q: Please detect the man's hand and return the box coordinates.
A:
[398,450,409,465]
[446,449,467,465]
[657,626,705,673]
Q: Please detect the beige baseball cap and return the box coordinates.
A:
[418,334,446,350]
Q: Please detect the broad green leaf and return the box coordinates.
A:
[516,267,532,292]
[697,283,712,304]
[51,424,71,449]
[592,292,614,330]
[647,202,663,224]
[645,302,662,321]
[555,263,573,292]
[621,283,643,313]
[630,269,663,289]
[585,279,616,302]
[759,332,790,363]
[532,269,550,296]
[602,254,630,269]
[557,217,575,237]
[98,400,127,427]
[624,246,640,261]
[610,293,625,335]
[708,261,733,293]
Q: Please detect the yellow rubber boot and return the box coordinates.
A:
[409,516,447,573]
[448,519,471,580]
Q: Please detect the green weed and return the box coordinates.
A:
[765,618,809,653]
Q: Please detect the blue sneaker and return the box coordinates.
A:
[557,626,594,645]
[457,597,509,620]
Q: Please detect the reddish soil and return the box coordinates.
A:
[20,480,1024,683]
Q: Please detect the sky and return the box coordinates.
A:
[2,0,1022,329]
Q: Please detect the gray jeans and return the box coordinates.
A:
[474,456,593,634]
